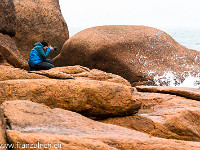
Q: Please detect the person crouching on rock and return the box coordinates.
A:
[28,40,55,71]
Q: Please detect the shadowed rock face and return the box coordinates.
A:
[3,100,200,150]
[0,33,29,69]
[0,0,28,68]
[13,0,69,60]
[53,25,200,86]
[0,0,16,37]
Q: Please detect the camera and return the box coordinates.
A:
[53,46,57,50]
[49,45,57,50]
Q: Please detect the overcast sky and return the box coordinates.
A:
[59,0,200,36]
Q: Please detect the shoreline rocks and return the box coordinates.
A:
[53,25,200,86]
[0,65,140,119]
[0,65,200,148]
[102,87,200,142]
[2,0,200,148]
[3,100,200,150]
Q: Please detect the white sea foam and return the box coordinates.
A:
[152,71,200,88]
[149,28,200,88]
[177,75,200,88]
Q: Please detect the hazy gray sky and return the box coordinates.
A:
[59,0,200,36]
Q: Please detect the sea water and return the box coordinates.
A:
[162,27,200,51]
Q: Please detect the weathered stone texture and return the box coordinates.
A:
[13,0,69,60]
[0,0,16,37]
[53,25,200,86]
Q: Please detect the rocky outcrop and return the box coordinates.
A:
[30,66,131,86]
[13,0,69,60]
[0,65,139,118]
[102,87,200,141]
[53,25,200,86]
[0,0,69,69]
[136,85,200,101]
[0,64,131,85]
[1,65,200,148]
[3,100,200,150]
[0,79,140,119]
[0,0,16,37]
[0,34,29,69]
[0,0,29,69]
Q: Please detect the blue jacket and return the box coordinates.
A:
[28,42,51,67]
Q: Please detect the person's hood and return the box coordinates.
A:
[34,42,43,47]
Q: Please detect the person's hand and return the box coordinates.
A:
[49,46,54,51]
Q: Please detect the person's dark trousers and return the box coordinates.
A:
[31,59,54,71]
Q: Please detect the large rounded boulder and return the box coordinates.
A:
[13,0,69,60]
[53,25,200,86]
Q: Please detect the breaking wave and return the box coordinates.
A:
[152,71,200,88]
